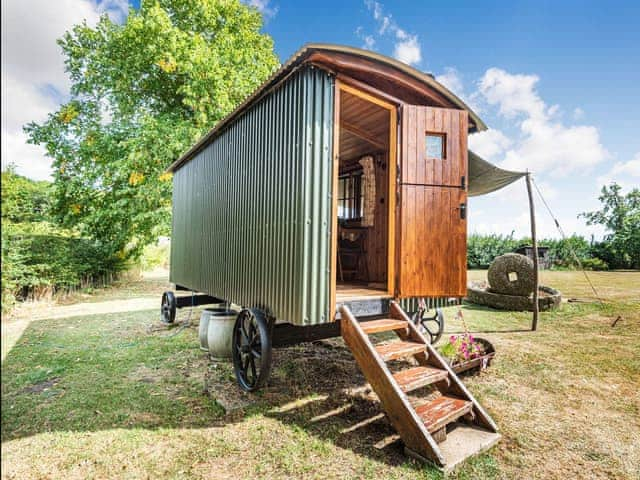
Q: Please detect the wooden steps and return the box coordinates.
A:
[415,395,472,433]
[393,366,449,392]
[340,301,500,472]
[361,318,408,334]
[375,340,425,361]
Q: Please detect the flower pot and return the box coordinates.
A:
[448,338,496,374]
[198,307,227,351]
[206,309,238,360]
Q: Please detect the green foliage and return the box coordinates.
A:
[580,183,640,269]
[1,166,52,223]
[467,233,519,269]
[25,0,279,261]
[467,233,605,270]
[2,227,126,307]
[539,235,592,268]
[136,240,171,271]
[1,169,125,309]
[580,257,609,271]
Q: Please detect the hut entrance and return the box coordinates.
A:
[334,83,397,301]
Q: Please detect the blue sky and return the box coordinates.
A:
[2,0,639,239]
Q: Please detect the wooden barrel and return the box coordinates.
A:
[198,307,227,351]
[206,309,238,360]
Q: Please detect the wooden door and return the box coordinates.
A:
[397,106,468,297]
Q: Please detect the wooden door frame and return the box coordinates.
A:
[330,78,399,319]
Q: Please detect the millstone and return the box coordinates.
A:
[487,253,535,296]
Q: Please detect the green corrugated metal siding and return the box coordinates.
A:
[170,66,334,326]
[400,297,463,313]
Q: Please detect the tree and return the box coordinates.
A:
[1,166,52,224]
[25,0,279,261]
[580,183,640,269]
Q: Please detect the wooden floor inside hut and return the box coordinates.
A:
[336,282,391,302]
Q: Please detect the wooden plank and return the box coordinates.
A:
[336,73,404,109]
[392,366,449,393]
[414,396,472,433]
[387,106,397,297]
[396,178,468,296]
[360,318,408,334]
[390,302,499,434]
[375,340,425,361]
[340,306,445,466]
[307,51,473,122]
[341,120,387,150]
[330,80,341,321]
[339,82,397,112]
[272,321,341,348]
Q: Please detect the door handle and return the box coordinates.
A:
[459,203,467,220]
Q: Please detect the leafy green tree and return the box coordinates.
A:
[1,166,52,224]
[580,183,640,269]
[25,0,279,261]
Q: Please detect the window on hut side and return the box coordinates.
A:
[426,133,446,160]
[338,171,364,220]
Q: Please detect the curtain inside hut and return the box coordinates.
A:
[468,150,526,197]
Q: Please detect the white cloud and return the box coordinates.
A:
[436,67,463,95]
[573,107,584,120]
[478,68,547,121]
[435,66,483,113]
[355,26,375,50]
[246,0,278,20]
[1,131,54,181]
[469,129,512,161]
[597,152,640,191]
[361,1,422,66]
[476,67,608,176]
[1,0,128,180]
[393,35,421,66]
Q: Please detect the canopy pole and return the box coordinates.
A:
[525,172,539,331]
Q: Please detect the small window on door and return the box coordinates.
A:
[338,172,364,220]
[426,133,446,160]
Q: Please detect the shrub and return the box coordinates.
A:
[1,228,126,308]
[467,233,519,269]
[580,257,609,271]
[540,236,592,268]
[136,241,170,271]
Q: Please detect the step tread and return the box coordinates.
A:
[375,341,425,361]
[414,395,473,433]
[361,318,408,334]
[393,366,448,392]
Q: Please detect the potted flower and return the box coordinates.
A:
[438,332,495,374]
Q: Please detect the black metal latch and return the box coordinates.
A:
[459,202,467,220]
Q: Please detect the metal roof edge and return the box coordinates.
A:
[168,43,487,173]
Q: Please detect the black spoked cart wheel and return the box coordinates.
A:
[413,308,445,345]
[161,291,177,324]
[232,308,272,392]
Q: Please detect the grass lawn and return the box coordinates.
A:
[2,270,639,479]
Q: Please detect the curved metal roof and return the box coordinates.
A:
[169,43,487,172]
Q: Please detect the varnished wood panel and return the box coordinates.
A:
[397,185,467,297]
[397,106,468,298]
[401,107,468,187]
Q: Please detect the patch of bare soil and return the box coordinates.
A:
[20,378,60,395]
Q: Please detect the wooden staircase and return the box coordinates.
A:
[340,301,500,472]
